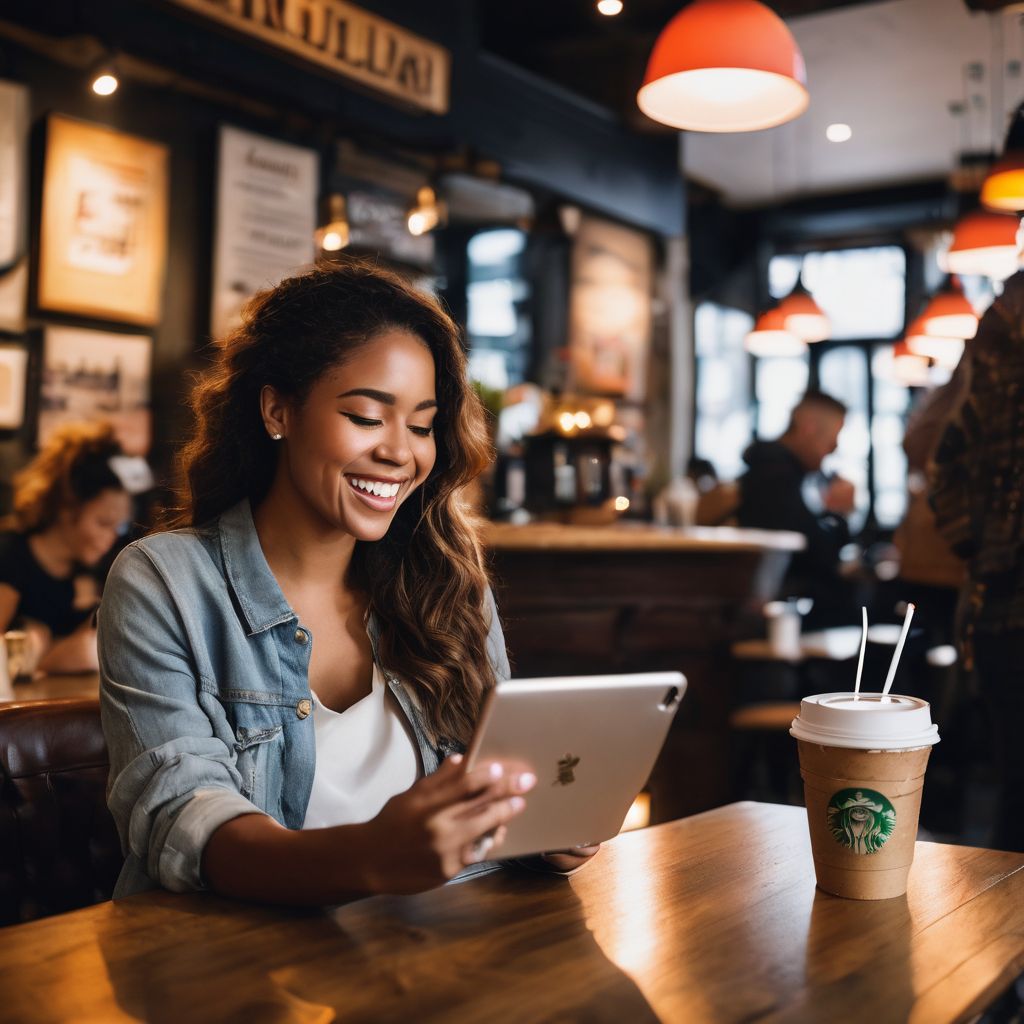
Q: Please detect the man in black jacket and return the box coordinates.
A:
[737,390,857,628]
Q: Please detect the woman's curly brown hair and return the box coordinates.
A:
[4,421,124,533]
[166,259,500,746]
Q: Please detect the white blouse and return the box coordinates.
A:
[302,661,421,830]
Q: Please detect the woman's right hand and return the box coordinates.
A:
[363,754,535,894]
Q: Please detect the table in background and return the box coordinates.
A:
[1,802,1021,1023]
[9,670,99,703]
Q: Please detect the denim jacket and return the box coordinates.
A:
[97,499,511,898]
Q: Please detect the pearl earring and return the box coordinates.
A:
[270,432,283,441]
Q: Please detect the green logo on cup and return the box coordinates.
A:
[826,789,896,855]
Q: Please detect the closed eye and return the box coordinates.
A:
[343,413,382,428]
[409,424,434,437]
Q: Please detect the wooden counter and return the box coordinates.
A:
[484,522,806,823]
[1,802,1020,1024]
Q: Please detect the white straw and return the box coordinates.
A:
[853,606,868,700]
[881,603,916,699]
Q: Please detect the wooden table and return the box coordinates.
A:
[1,802,1021,1023]
[8,670,99,703]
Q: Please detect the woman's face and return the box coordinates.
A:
[66,488,131,566]
[273,328,438,542]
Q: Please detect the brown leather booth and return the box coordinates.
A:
[0,699,122,925]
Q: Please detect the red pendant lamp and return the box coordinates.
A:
[890,339,932,387]
[981,103,1024,213]
[744,307,806,357]
[777,273,829,342]
[940,211,1020,281]
[637,0,809,133]
[920,277,978,340]
[904,315,965,369]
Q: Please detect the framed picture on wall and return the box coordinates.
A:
[0,80,29,334]
[39,326,152,454]
[0,344,28,429]
[567,214,654,402]
[38,115,169,326]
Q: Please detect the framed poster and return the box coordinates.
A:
[38,115,168,326]
[39,326,152,455]
[210,125,318,341]
[0,81,29,333]
[567,214,654,401]
[0,345,28,429]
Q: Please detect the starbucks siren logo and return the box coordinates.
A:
[826,789,896,855]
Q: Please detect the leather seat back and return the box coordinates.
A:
[0,699,122,925]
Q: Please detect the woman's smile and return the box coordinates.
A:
[345,474,406,512]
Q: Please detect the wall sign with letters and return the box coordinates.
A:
[168,0,450,114]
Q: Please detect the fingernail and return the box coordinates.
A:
[489,762,504,780]
[516,772,537,792]
[448,754,463,765]
[510,796,525,812]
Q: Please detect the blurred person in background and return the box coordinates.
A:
[0,422,132,674]
[931,269,1024,852]
[737,390,859,629]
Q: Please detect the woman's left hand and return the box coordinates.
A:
[540,844,601,872]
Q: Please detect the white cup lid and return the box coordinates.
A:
[789,692,940,750]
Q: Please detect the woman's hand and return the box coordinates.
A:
[540,845,601,873]
[362,754,536,894]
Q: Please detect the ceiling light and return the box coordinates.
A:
[920,277,978,340]
[981,102,1024,213]
[777,274,829,342]
[315,194,350,252]
[904,316,965,369]
[744,307,807,357]
[890,340,932,388]
[939,210,1021,281]
[90,56,119,97]
[637,0,809,133]
[825,123,851,143]
[597,0,623,14]
[407,185,445,237]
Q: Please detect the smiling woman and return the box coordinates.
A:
[96,260,597,907]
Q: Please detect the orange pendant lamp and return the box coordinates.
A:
[777,274,829,342]
[890,340,932,387]
[981,103,1024,213]
[637,0,809,133]
[744,307,807,357]
[920,277,978,340]
[904,315,965,369]
[940,210,1020,281]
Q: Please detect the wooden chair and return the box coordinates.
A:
[0,698,122,925]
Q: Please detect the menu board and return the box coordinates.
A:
[210,125,319,341]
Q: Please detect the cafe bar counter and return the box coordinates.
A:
[1,802,1020,1023]
[484,522,805,823]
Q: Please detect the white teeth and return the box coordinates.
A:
[352,479,400,499]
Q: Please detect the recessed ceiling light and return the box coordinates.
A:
[826,123,852,143]
[597,0,623,15]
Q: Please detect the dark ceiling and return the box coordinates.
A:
[477,0,893,132]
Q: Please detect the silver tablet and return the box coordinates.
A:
[465,671,686,859]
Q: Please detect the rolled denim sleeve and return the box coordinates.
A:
[98,544,263,893]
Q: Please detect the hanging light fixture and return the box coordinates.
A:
[90,54,120,97]
[637,0,809,133]
[981,102,1024,213]
[777,273,829,342]
[904,315,965,370]
[744,307,806,357]
[314,194,350,253]
[920,277,978,340]
[407,185,446,237]
[940,210,1021,281]
[890,339,932,388]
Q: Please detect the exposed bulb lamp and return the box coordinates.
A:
[744,307,806,357]
[637,0,809,133]
[597,0,623,14]
[941,211,1021,281]
[407,185,445,237]
[778,274,829,342]
[90,54,120,96]
[920,277,978,340]
[981,103,1024,213]
[315,194,350,252]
